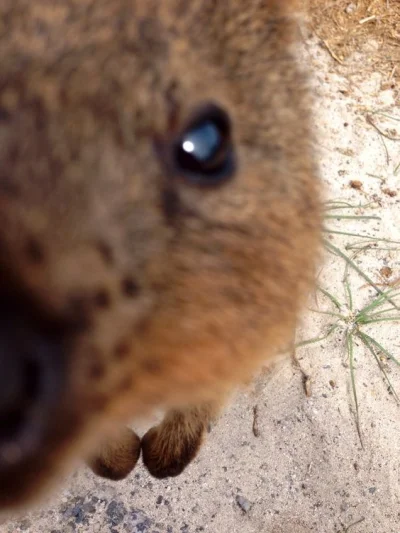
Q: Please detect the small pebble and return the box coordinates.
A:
[236,495,252,513]
[382,188,397,197]
[380,266,393,278]
[106,500,127,526]
[349,180,362,190]
[345,3,356,14]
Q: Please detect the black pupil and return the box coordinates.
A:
[176,116,230,179]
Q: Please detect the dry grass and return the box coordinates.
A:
[304,0,400,82]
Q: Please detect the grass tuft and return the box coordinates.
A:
[296,201,400,443]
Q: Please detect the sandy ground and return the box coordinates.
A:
[1,24,400,533]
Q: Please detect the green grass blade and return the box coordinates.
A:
[361,316,400,325]
[342,260,353,311]
[317,287,343,310]
[344,278,353,311]
[346,245,400,251]
[324,215,381,221]
[360,297,400,318]
[324,229,400,244]
[359,289,400,316]
[307,309,345,319]
[347,331,363,447]
[358,332,400,367]
[324,240,400,310]
[296,323,340,349]
[372,112,400,122]
[366,307,400,318]
[358,332,400,404]
[324,200,375,210]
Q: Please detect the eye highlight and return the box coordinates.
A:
[173,104,235,185]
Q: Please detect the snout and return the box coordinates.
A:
[0,261,97,507]
[0,270,83,510]
[0,305,65,472]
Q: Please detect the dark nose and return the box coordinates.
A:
[0,301,65,469]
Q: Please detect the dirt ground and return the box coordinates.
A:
[307,0,400,82]
[1,2,400,532]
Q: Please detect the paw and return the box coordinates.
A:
[87,428,141,481]
[141,424,203,479]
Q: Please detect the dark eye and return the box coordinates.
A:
[174,104,235,185]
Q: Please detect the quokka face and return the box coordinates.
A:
[0,0,320,508]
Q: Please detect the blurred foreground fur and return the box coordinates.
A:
[0,0,321,509]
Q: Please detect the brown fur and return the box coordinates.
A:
[88,427,141,480]
[141,404,217,479]
[0,0,321,509]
